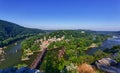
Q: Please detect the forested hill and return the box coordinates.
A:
[0,20,44,47]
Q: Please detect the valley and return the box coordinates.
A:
[0,20,120,73]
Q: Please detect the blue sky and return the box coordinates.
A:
[0,0,120,31]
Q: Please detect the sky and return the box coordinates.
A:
[0,0,120,31]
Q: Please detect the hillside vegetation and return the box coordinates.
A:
[0,20,44,47]
[21,30,111,73]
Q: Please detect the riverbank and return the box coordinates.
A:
[0,48,5,62]
[0,40,23,69]
[0,48,4,55]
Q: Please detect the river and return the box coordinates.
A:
[0,41,39,69]
[0,41,22,69]
[87,37,120,55]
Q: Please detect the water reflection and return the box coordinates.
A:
[0,41,22,69]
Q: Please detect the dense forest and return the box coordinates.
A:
[0,20,45,47]
[20,30,112,73]
[1,20,120,73]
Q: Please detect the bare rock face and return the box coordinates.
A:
[95,58,120,73]
[97,58,117,66]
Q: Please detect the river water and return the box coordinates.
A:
[0,41,22,69]
[87,37,120,55]
[0,40,39,69]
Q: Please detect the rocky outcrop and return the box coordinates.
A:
[95,58,120,73]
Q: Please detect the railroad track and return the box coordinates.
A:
[30,48,47,69]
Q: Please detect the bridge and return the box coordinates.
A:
[30,48,47,69]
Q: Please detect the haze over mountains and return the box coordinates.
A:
[0,19,120,42]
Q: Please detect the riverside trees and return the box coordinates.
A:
[21,30,110,73]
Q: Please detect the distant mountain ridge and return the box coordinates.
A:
[0,20,44,47]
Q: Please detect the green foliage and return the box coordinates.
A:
[104,45,120,53]
[14,64,27,69]
[115,52,120,62]
[41,48,62,73]
[20,30,110,72]
[39,30,110,72]
[21,35,43,50]
[103,45,120,62]
[31,43,40,51]
[94,49,110,60]
[0,20,44,47]
[21,35,46,60]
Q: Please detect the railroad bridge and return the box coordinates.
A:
[30,48,47,69]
